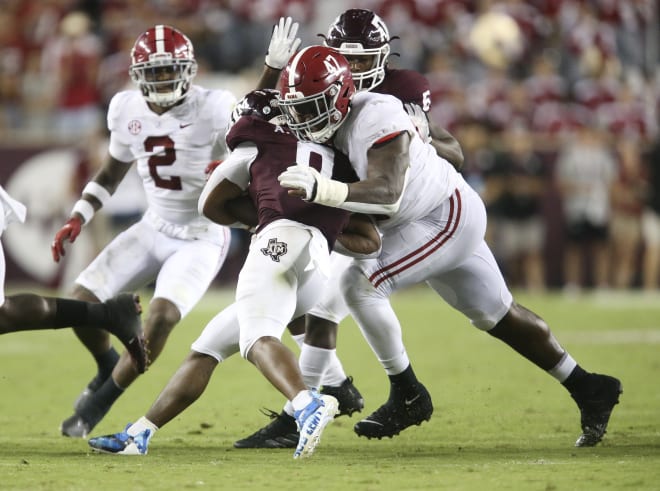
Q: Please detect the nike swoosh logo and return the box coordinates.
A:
[180,123,193,128]
[404,394,421,406]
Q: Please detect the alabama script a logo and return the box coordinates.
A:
[261,238,288,262]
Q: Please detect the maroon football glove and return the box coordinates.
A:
[51,216,83,263]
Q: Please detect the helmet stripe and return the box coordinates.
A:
[287,47,309,90]
[155,25,165,54]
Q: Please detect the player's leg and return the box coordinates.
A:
[291,253,364,415]
[346,187,482,439]
[63,230,228,437]
[88,302,242,455]
[429,239,622,447]
[237,225,338,458]
[234,254,363,449]
[64,221,160,418]
[304,253,364,414]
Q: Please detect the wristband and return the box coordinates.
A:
[71,199,94,225]
[82,181,112,206]
[313,176,349,207]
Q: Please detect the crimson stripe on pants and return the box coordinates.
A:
[369,189,462,288]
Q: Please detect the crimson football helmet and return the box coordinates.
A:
[129,25,197,107]
[231,89,286,126]
[322,9,391,92]
[277,46,355,143]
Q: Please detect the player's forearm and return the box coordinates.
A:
[255,65,282,90]
[430,124,464,170]
[335,213,381,257]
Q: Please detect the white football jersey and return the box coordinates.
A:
[107,85,236,225]
[333,91,462,230]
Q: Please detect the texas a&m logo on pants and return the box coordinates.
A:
[261,237,288,262]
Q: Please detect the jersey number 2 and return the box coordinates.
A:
[145,135,182,190]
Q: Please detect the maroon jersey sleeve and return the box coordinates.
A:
[236,116,356,248]
[376,68,431,109]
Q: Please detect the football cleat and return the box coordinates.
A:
[320,376,364,417]
[88,424,151,455]
[60,413,92,439]
[571,373,623,447]
[354,383,433,439]
[61,398,111,438]
[103,293,148,374]
[234,409,299,449]
[293,393,339,459]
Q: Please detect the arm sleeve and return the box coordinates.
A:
[107,93,135,163]
[198,144,257,213]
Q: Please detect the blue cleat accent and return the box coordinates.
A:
[293,393,338,459]
[88,424,151,455]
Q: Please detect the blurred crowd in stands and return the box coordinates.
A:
[0,0,658,292]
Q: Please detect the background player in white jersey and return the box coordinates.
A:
[0,186,146,369]
[50,25,236,438]
[278,45,622,448]
[86,89,380,458]
[238,9,466,449]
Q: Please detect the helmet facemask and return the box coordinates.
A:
[130,56,197,108]
[322,9,392,92]
[335,43,390,92]
[279,82,347,143]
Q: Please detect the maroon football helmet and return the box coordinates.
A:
[231,89,285,126]
[129,25,197,107]
[277,46,355,143]
[322,9,391,92]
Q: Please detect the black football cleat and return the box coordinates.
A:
[354,383,433,439]
[234,409,299,449]
[320,376,364,417]
[571,373,623,447]
[103,293,149,374]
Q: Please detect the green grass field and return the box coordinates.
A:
[1,287,659,491]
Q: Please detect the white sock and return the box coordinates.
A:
[322,351,348,386]
[299,343,334,389]
[283,400,294,417]
[127,416,159,438]
[291,390,314,413]
[548,352,577,382]
[291,333,305,349]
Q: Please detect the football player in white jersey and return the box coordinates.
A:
[50,25,236,438]
[277,46,622,448]
[0,186,146,367]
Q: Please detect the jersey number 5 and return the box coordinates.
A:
[145,135,182,190]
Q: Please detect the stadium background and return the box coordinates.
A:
[0,0,658,292]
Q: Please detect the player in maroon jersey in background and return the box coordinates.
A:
[86,89,380,459]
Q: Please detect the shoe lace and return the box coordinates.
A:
[258,408,281,420]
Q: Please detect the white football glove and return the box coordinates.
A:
[265,17,302,70]
[278,164,348,207]
[404,103,431,143]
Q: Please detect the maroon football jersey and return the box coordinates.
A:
[226,116,358,248]
[376,67,430,108]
